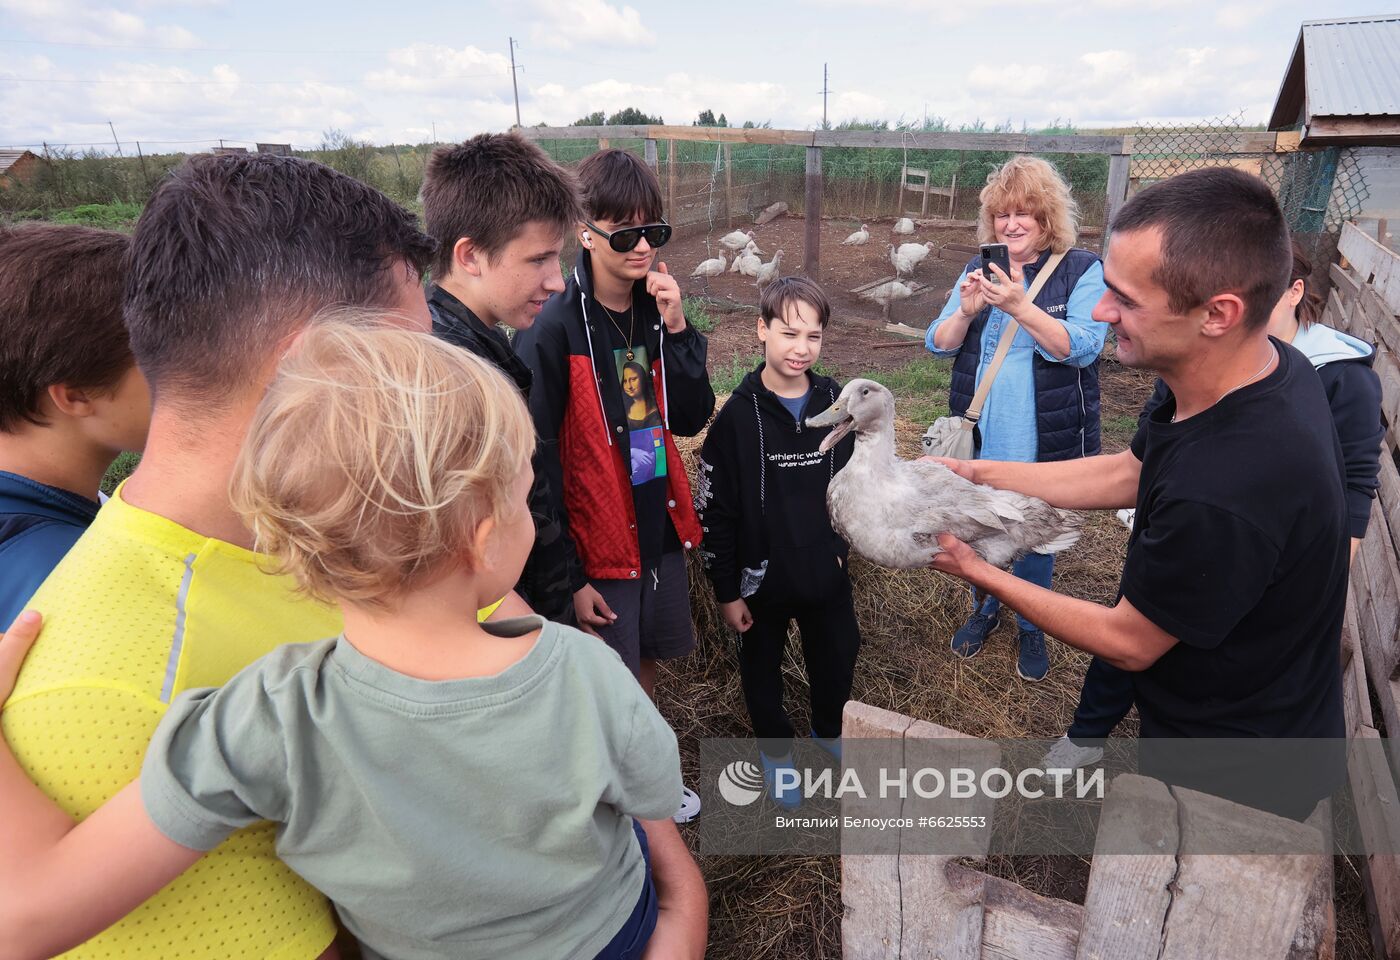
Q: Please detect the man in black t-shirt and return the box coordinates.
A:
[930,168,1348,819]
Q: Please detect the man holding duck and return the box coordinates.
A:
[930,168,1348,821]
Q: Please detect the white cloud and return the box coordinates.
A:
[364,44,514,97]
[526,0,655,50]
[0,0,199,47]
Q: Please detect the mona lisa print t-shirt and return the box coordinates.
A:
[604,319,679,567]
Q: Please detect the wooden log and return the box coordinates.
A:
[1076,775,1178,960]
[1349,727,1400,958]
[977,869,1084,960]
[841,701,910,960]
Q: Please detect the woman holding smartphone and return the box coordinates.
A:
[924,156,1109,681]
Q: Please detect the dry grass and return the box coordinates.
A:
[656,362,1373,959]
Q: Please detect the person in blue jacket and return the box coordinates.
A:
[1044,235,1383,771]
[925,156,1109,681]
[0,224,150,625]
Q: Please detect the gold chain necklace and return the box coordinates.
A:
[597,299,637,361]
[1171,344,1277,423]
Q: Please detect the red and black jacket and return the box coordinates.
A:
[513,251,714,583]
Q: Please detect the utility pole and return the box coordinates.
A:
[508,37,522,128]
[108,121,123,157]
[821,63,829,129]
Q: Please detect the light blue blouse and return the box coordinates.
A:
[925,261,1109,462]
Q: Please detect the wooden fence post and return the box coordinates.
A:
[724,143,733,229]
[643,138,658,171]
[1105,153,1131,234]
[598,137,609,150]
[805,145,822,279]
[667,139,677,220]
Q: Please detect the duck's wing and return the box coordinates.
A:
[902,459,1026,533]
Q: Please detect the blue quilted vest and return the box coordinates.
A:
[948,246,1103,462]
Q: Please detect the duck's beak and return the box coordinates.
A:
[806,401,854,453]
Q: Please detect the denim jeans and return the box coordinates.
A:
[972,552,1054,632]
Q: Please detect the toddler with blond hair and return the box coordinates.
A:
[0,319,682,960]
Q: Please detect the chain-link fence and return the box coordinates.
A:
[1129,113,1370,287]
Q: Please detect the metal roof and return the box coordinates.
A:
[0,150,34,174]
[1295,15,1400,120]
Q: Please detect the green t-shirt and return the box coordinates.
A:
[141,615,682,960]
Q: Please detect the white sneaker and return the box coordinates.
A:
[673,785,702,824]
[1116,508,1136,532]
[1041,736,1104,771]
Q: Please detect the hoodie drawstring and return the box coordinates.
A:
[576,267,613,449]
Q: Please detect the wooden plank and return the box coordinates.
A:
[1376,351,1400,438]
[1305,116,1400,144]
[1340,221,1400,313]
[1126,129,1281,155]
[520,125,650,140]
[1331,261,1361,302]
[1355,495,1400,681]
[643,138,657,171]
[1344,588,1376,734]
[723,143,732,230]
[804,146,821,280]
[666,139,676,220]
[1105,154,1130,228]
[1348,727,1400,959]
[1076,775,1178,960]
[1165,786,1328,959]
[1128,155,1263,181]
[841,701,910,960]
[648,124,814,146]
[1289,800,1337,960]
[1276,131,1303,152]
[812,130,1126,154]
[978,870,1084,960]
[899,719,998,960]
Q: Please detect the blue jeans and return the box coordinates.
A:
[972,552,1054,632]
[592,820,658,960]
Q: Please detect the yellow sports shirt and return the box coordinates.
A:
[4,485,501,958]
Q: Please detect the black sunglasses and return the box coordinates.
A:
[585,220,672,253]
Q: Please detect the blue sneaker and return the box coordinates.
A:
[951,610,999,659]
[760,751,801,810]
[1016,628,1049,682]
[810,731,842,764]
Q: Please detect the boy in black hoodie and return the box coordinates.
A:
[696,277,861,808]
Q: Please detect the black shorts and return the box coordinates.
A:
[592,551,696,677]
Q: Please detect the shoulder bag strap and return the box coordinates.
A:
[965,251,1067,423]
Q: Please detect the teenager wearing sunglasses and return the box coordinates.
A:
[515,148,715,827]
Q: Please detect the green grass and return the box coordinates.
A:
[710,352,763,394]
[1102,414,1139,444]
[861,355,953,425]
[32,202,145,230]
[683,296,718,333]
[101,451,141,496]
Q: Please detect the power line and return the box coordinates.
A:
[0,71,508,86]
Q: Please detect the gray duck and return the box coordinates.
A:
[806,379,1082,569]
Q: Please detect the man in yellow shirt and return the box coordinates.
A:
[1,153,448,959]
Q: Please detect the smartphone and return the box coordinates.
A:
[980,243,1010,281]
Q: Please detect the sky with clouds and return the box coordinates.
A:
[0,0,1383,152]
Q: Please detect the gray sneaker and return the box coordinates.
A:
[1041,736,1104,771]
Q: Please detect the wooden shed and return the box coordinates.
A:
[1268,15,1400,146]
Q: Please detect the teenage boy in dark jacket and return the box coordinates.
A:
[514,148,715,823]
[696,277,860,808]
[420,133,582,623]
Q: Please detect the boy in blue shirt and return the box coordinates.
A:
[0,224,150,624]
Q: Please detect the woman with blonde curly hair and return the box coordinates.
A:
[925,155,1109,681]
